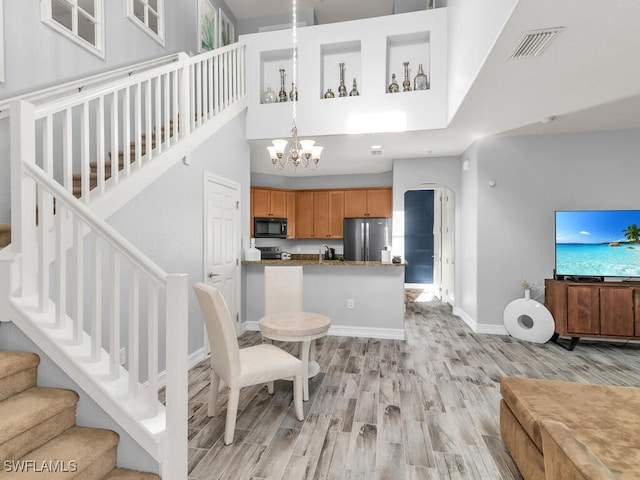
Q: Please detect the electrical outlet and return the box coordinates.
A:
[119,348,126,365]
[347,299,355,309]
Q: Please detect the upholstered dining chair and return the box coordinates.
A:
[193,282,304,445]
[264,265,304,315]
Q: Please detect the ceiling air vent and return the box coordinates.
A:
[370,150,382,156]
[508,27,564,59]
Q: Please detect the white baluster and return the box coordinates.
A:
[154,76,162,155]
[110,91,119,185]
[80,102,91,202]
[73,215,84,345]
[96,96,106,193]
[92,234,102,362]
[109,248,120,379]
[62,108,73,193]
[128,268,140,397]
[147,282,159,415]
[123,86,132,176]
[55,202,66,328]
[134,82,142,168]
[144,79,152,163]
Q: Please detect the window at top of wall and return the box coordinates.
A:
[41,0,105,59]
[128,0,165,47]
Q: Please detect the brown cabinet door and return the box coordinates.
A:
[286,191,296,238]
[635,289,640,337]
[599,287,634,336]
[269,190,287,217]
[328,190,345,238]
[296,191,314,238]
[344,190,367,218]
[313,191,329,238]
[544,279,567,335]
[252,188,270,218]
[366,188,392,217]
[567,286,600,335]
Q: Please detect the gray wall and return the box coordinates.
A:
[107,113,251,358]
[237,9,316,36]
[473,129,640,329]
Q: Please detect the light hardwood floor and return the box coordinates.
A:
[185,289,640,479]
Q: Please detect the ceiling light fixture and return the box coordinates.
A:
[267,0,323,171]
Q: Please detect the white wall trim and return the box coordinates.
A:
[243,321,405,340]
[156,347,207,388]
[453,307,509,335]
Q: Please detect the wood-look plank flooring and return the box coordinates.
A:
[185,289,640,479]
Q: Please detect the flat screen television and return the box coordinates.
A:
[555,210,640,279]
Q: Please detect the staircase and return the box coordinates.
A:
[0,350,159,479]
[1,42,248,478]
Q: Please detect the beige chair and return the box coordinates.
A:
[264,265,304,315]
[193,282,304,445]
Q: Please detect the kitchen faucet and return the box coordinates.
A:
[319,244,330,262]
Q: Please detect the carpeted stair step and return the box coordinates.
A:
[0,224,11,249]
[102,468,161,479]
[3,426,120,479]
[0,351,39,402]
[0,386,79,461]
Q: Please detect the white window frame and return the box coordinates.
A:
[41,0,105,59]
[127,0,165,47]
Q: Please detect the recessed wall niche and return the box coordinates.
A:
[386,32,431,94]
[320,40,362,99]
[260,48,294,103]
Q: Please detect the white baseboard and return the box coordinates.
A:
[156,347,207,388]
[452,307,509,335]
[243,321,405,340]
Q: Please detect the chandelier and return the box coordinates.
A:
[266,0,323,171]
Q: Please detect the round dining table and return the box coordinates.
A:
[258,311,331,401]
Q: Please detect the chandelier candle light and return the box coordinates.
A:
[266,0,323,171]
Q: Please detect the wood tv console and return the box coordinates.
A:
[545,279,640,350]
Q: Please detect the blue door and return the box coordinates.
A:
[404,190,434,284]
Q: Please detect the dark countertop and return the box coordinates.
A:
[242,259,406,267]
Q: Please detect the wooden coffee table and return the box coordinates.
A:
[258,311,331,401]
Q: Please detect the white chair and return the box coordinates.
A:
[193,282,304,445]
[264,265,304,315]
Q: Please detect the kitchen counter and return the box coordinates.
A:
[242,259,406,267]
[243,259,405,339]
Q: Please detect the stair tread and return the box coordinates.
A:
[0,386,79,445]
[3,426,119,479]
[103,468,161,480]
[0,351,39,381]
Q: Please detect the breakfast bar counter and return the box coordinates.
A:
[243,259,406,340]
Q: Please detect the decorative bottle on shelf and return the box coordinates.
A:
[402,62,411,92]
[349,78,360,96]
[414,64,429,90]
[338,63,347,97]
[289,83,298,101]
[262,87,277,104]
[388,74,399,93]
[324,88,335,99]
[278,68,287,102]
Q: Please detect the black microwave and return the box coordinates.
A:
[254,217,288,238]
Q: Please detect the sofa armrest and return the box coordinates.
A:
[540,420,615,480]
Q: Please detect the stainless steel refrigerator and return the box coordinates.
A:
[343,218,391,261]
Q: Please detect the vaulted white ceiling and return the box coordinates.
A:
[225,0,640,176]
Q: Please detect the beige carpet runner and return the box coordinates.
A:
[0,350,160,479]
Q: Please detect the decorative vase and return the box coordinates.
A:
[338,63,347,97]
[426,0,435,9]
[388,74,399,93]
[289,83,298,101]
[324,88,335,99]
[402,62,411,92]
[262,87,277,104]
[414,64,429,90]
[349,78,360,96]
[278,68,287,102]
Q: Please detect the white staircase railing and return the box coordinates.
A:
[5,42,247,479]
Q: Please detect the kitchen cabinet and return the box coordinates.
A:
[295,191,314,239]
[344,188,392,218]
[286,191,297,238]
[312,190,344,238]
[545,279,640,349]
[252,188,287,218]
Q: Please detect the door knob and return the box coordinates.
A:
[208,272,219,278]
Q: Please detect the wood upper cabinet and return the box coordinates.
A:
[313,190,344,238]
[344,188,392,218]
[252,188,287,218]
[286,191,296,238]
[295,191,314,239]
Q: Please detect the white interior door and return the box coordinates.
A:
[204,173,241,336]
[441,187,455,305]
